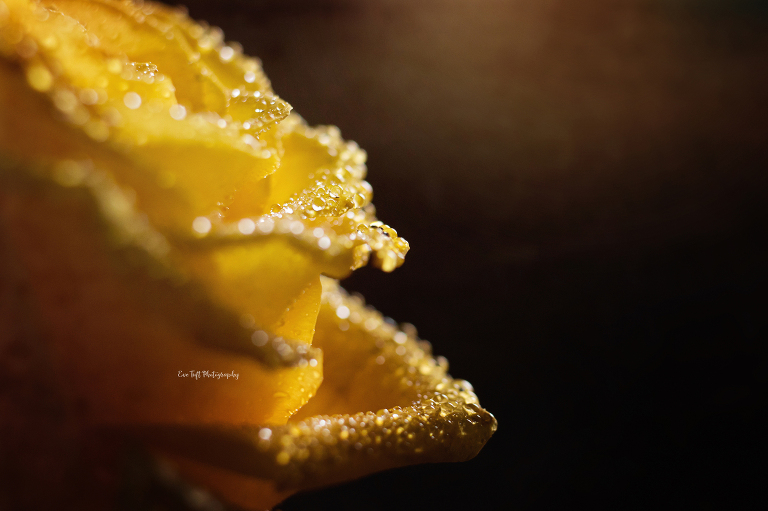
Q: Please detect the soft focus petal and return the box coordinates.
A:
[0,1,495,509]
[124,278,496,510]
[0,160,323,426]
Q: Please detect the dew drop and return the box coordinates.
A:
[26,64,52,91]
[311,196,326,211]
[123,91,142,109]
[336,305,350,320]
[192,216,211,234]
[256,217,275,234]
[238,218,256,234]
[251,330,269,347]
[219,45,234,61]
[169,104,186,120]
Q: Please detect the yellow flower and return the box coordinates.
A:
[0,0,496,509]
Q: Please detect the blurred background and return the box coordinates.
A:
[175,1,766,509]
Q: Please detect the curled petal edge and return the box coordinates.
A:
[119,278,497,506]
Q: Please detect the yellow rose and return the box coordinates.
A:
[0,0,496,509]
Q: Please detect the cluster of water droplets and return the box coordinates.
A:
[188,207,409,275]
[244,278,496,487]
[1,0,410,274]
[0,1,500,504]
[1,0,289,159]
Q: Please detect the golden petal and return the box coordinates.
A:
[122,278,496,510]
[0,159,324,426]
[256,115,410,272]
[1,0,288,229]
[0,0,496,509]
[1,156,495,509]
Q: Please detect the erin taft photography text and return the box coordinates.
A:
[178,370,239,380]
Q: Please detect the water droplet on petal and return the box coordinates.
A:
[219,46,234,62]
[169,104,186,120]
[192,216,211,234]
[26,64,52,91]
[123,91,141,109]
[251,330,269,347]
[238,218,256,234]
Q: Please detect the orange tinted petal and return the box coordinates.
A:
[0,1,494,509]
[122,278,496,509]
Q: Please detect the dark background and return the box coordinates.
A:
[173,1,766,509]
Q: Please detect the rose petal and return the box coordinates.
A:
[121,278,495,510]
[0,1,495,509]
